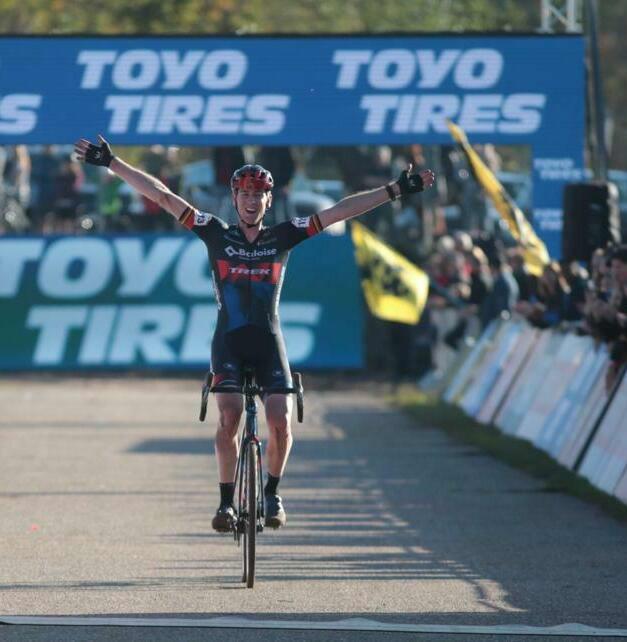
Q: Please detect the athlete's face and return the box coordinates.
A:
[234,188,273,226]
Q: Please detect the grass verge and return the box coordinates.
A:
[390,389,627,524]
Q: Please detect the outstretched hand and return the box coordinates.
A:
[396,164,435,194]
[74,135,114,167]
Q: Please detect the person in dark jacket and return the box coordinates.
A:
[480,254,519,328]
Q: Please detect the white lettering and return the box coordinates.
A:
[332,50,373,89]
[360,93,545,135]
[201,95,246,134]
[77,50,117,88]
[280,303,322,363]
[0,94,42,134]
[360,95,400,133]
[105,95,144,133]
[535,209,563,232]
[454,49,503,89]
[198,50,247,89]
[392,95,416,133]
[114,238,184,296]
[109,305,184,364]
[368,49,415,89]
[21,300,325,367]
[27,306,88,365]
[105,94,289,135]
[156,95,204,134]
[533,158,584,181]
[0,239,44,296]
[138,95,162,133]
[161,50,205,89]
[412,95,460,133]
[224,245,278,258]
[179,304,217,362]
[174,240,214,297]
[112,50,160,89]
[335,48,502,90]
[416,49,460,88]
[498,94,546,134]
[78,306,117,364]
[243,95,290,135]
[38,239,113,298]
[458,94,502,133]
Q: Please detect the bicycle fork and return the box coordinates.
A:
[235,401,265,542]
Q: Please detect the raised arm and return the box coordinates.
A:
[317,166,435,229]
[74,135,192,219]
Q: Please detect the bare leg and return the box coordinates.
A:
[215,393,243,483]
[264,393,293,477]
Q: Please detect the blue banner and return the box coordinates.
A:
[0,35,585,256]
[0,232,363,370]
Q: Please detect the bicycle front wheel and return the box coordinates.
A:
[245,441,258,588]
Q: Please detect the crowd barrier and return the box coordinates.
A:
[422,317,627,505]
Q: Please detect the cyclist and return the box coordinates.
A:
[74,136,435,532]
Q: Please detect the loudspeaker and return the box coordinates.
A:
[562,181,621,263]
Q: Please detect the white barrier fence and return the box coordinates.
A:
[425,318,627,505]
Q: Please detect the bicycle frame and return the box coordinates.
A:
[198,367,304,587]
[234,371,265,540]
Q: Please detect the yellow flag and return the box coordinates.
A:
[446,120,549,277]
[351,221,429,325]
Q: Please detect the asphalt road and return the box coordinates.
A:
[0,377,626,642]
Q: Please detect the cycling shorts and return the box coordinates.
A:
[211,325,292,394]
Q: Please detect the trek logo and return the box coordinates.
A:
[217,260,281,283]
[224,245,278,259]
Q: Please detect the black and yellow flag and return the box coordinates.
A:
[447,120,549,277]
[351,221,429,325]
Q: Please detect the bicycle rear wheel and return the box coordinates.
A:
[244,441,257,588]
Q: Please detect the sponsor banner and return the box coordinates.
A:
[459,320,519,418]
[515,332,581,444]
[476,322,537,424]
[535,337,601,457]
[0,35,584,256]
[493,330,555,434]
[442,318,501,405]
[555,350,608,470]
[614,456,627,504]
[579,373,627,494]
[0,233,363,370]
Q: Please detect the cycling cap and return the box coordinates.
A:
[230,164,274,192]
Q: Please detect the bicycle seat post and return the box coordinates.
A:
[243,366,258,439]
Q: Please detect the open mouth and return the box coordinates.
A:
[245,208,258,215]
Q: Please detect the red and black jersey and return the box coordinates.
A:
[179,208,323,334]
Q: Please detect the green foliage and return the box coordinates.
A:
[0,0,536,34]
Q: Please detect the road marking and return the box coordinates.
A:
[1,616,627,637]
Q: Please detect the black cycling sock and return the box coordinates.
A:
[265,474,280,496]
[219,482,235,507]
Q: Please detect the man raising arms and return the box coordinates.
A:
[74,136,435,531]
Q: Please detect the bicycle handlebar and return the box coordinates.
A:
[200,371,305,423]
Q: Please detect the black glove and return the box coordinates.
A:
[83,136,114,167]
[396,167,425,195]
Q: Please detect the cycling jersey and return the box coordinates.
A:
[178,207,323,391]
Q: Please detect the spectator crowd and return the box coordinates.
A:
[1,143,624,387]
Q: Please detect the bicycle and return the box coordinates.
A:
[199,366,304,588]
